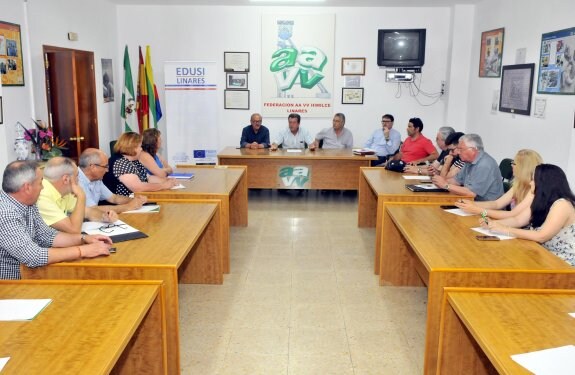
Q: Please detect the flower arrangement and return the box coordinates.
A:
[19,119,68,160]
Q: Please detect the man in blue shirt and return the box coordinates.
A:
[364,114,401,166]
[240,113,270,149]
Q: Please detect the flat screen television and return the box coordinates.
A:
[377,29,426,68]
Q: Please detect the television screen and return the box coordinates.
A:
[377,29,426,68]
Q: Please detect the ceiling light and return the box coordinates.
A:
[250,0,326,2]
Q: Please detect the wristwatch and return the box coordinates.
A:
[444,184,450,190]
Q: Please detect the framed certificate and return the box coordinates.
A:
[224,52,250,72]
[341,57,366,76]
[224,89,250,110]
[342,88,364,104]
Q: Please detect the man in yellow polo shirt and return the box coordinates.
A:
[37,157,116,234]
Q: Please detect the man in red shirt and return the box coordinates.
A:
[393,117,438,164]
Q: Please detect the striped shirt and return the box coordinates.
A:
[0,191,57,279]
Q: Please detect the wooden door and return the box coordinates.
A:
[44,46,99,160]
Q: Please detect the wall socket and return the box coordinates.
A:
[440,80,446,96]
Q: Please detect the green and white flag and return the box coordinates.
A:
[121,45,138,132]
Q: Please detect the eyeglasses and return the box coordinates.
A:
[381,120,392,123]
[98,223,127,233]
[447,147,457,152]
[511,161,517,166]
[455,146,476,151]
[92,164,109,170]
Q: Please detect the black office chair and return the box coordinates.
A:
[109,140,117,155]
[499,158,514,192]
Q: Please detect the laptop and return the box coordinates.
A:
[405,184,449,193]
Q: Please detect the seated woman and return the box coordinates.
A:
[139,128,173,178]
[103,132,178,196]
[456,149,542,219]
[482,164,575,266]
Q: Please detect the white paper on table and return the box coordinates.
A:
[123,205,160,214]
[286,149,302,153]
[444,208,475,216]
[403,175,431,180]
[0,299,52,321]
[569,313,575,318]
[511,345,575,375]
[0,358,9,371]
[171,183,185,189]
[82,220,140,236]
[471,227,515,240]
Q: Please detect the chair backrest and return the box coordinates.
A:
[499,158,514,182]
[109,140,117,155]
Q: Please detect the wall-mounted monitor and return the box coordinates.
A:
[377,29,426,68]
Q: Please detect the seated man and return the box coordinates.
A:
[0,161,112,280]
[271,113,316,150]
[432,134,504,201]
[315,113,353,149]
[240,113,270,149]
[37,157,116,234]
[364,114,401,166]
[404,126,454,174]
[393,117,438,164]
[79,148,148,213]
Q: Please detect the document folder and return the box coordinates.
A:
[405,184,448,193]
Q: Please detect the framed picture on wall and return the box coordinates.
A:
[342,88,364,104]
[479,28,505,77]
[0,20,25,86]
[536,26,575,95]
[226,73,248,89]
[224,89,250,110]
[0,96,3,124]
[341,58,366,76]
[224,52,250,72]
[499,63,535,116]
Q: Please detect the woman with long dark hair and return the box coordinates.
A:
[483,164,575,266]
[139,128,173,178]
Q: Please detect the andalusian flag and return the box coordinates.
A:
[136,46,149,132]
[120,46,137,132]
[145,45,163,128]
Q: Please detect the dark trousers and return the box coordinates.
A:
[371,155,388,167]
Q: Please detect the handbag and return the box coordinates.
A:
[385,160,406,173]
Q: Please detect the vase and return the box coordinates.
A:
[31,144,43,161]
[14,138,29,160]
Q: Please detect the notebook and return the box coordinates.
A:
[405,184,448,193]
[168,172,194,179]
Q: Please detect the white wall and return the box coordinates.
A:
[0,0,33,181]
[466,0,575,183]
[25,0,120,154]
[116,5,452,151]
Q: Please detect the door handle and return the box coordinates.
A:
[69,136,84,142]
[79,136,85,141]
[69,137,77,141]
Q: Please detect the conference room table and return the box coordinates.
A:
[21,202,222,375]
[0,280,167,374]
[380,205,575,375]
[217,146,376,190]
[138,165,248,274]
[357,167,473,274]
[437,287,575,374]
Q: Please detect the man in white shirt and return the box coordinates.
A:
[364,114,402,166]
[271,113,316,150]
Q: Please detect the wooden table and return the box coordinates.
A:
[0,280,167,374]
[358,168,473,274]
[380,205,575,375]
[217,146,375,190]
[437,288,575,374]
[139,165,248,274]
[21,202,222,375]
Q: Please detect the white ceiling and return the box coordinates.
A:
[108,0,481,6]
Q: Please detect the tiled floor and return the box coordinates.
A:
[179,190,428,374]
